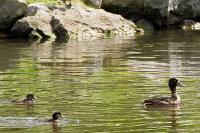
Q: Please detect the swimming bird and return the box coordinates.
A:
[12,93,37,104]
[43,112,63,122]
[143,78,184,106]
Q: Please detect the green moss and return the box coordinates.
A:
[83,0,96,8]
[103,30,116,38]
[27,0,57,4]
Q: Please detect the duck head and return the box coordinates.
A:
[26,93,37,101]
[168,78,184,93]
[52,112,62,121]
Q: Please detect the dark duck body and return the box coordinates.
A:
[42,112,63,122]
[12,93,37,104]
[143,78,184,106]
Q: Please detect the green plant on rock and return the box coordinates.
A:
[27,0,57,4]
[103,29,116,38]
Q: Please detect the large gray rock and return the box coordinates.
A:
[144,0,170,26]
[174,0,200,19]
[102,0,179,26]
[144,0,181,26]
[135,19,154,32]
[11,3,141,40]
[102,0,200,27]
[51,5,140,40]
[11,3,55,39]
[145,0,200,26]
[0,0,27,32]
[102,0,144,20]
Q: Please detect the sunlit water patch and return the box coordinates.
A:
[0,117,71,128]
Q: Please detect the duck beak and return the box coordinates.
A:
[34,96,37,100]
[60,115,63,119]
[177,81,185,87]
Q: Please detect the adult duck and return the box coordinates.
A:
[143,78,185,106]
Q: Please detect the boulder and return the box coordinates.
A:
[102,0,144,20]
[135,19,154,32]
[51,4,140,40]
[101,0,200,27]
[102,0,173,26]
[0,0,27,32]
[174,0,200,19]
[11,3,55,39]
[144,0,182,26]
[11,3,141,40]
[144,0,171,26]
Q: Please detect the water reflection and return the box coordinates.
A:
[169,109,179,133]
[30,39,134,76]
[168,42,184,78]
[142,106,182,133]
[52,124,62,133]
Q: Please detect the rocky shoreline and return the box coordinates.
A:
[0,0,200,41]
[102,0,200,31]
[11,3,143,41]
[0,0,142,41]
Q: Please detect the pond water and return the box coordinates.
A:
[0,30,199,133]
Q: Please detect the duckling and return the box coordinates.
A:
[12,93,37,104]
[43,112,63,122]
[143,78,184,106]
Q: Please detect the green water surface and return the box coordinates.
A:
[0,30,199,132]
